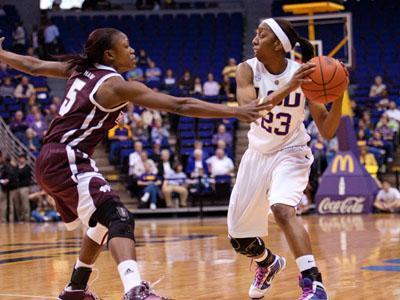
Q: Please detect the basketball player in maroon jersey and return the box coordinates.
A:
[0,28,278,300]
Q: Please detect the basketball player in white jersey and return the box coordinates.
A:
[227,18,348,299]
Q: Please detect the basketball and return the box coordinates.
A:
[301,56,348,104]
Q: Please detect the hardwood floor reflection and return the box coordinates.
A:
[0,214,399,299]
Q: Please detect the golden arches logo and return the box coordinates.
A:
[331,154,354,173]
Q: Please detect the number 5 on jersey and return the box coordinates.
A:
[59,79,86,116]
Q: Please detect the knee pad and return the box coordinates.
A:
[229,236,265,257]
[91,199,135,245]
[87,223,108,245]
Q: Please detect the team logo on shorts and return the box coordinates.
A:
[99,184,111,193]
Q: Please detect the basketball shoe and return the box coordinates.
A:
[123,281,168,300]
[298,273,328,300]
[248,255,286,299]
[57,287,100,300]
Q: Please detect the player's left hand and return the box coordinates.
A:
[235,99,276,122]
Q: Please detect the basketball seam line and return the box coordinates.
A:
[301,78,348,92]
[324,60,339,86]
[318,56,327,102]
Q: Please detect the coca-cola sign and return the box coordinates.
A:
[318,197,367,214]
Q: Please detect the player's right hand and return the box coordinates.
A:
[235,99,274,122]
[287,62,316,90]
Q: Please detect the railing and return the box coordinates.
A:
[0,117,36,184]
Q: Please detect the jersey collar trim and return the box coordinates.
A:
[94,63,118,73]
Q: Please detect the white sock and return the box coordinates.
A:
[117,260,142,293]
[75,258,94,269]
[296,255,317,272]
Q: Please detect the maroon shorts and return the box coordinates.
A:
[35,143,119,230]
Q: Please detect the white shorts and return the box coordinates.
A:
[227,146,314,238]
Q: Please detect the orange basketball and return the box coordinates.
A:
[301,56,348,104]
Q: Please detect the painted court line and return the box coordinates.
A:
[0,293,55,299]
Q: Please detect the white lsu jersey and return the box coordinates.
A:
[246,57,310,153]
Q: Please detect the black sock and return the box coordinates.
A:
[256,249,276,267]
[69,267,92,290]
[301,267,322,282]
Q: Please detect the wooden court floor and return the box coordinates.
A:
[0,214,399,300]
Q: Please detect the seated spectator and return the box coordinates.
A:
[0,76,15,97]
[12,21,26,54]
[163,68,176,91]
[377,113,399,135]
[216,139,233,159]
[142,108,161,128]
[369,75,387,98]
[124,103,141,126]
[385,101,400,123]
[51,95,62,109]
[132,152,158,178]
[128,141,144,176]
[0,62,9,80]
[375,116,395,142]
[131,118,149,142]
[359,143,379,178]
[162,163,188,208]
[9,110,29,140]
[357,119,372,140]
[158,149,174,177]
[206,149,234,177]
[30,111,48,141]
[126,67,145,82]
[29,190,61,222]
[14,76,35,101]
[177,70,194,94]
[138,161,162,210]
[186,149,209,178]
[368,130,393,162]
[326,137,338,163]
[145,61,162,87]
[212,124,232,147]
[136,49,151,69]
[225,94,238,107]
[45,104,58,125]
[350,100,363,119]
[22,128,41,155]
[220,75,235,98]
[311,134,328,176]
[150,141,162,164]
[188,168,212,195]
[376,90,390,111]
[190,77,203,95]
[222,58,237,79]
[26,105,41,126]
[374,181,400,213]
[108,117,132,162]
[203,73,220,97]
[357,129,367,143]
[151,119,169,146]
[361,111,374,131]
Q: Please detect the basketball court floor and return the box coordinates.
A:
[0,214,399,299]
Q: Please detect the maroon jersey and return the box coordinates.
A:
[44,64,127,156]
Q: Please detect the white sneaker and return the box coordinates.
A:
[141,193,150,203]
[150,203,157,210]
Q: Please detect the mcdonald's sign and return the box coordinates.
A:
[331,154,355,173]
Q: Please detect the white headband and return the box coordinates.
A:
[262,18,292,53]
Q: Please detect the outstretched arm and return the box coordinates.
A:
[0,37,71,79]
[98,77,274,122]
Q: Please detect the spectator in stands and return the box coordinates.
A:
[222,58,237,79]
[14,153,31,222]
[362,111,374,131]
[311,134,328,176]
[52,0,62,10]
[0,151,6,222]
[157,149,174,177]
[27,47,38,59]
[136,49,151,69]
[107,117,132,162]
[30,111,48,141]
[385,101,400,123]
[145,61,162,87]
[359,143,379,178]
[206,148,234,177]
[163,68,176,91]
[163,0,176,9]
[9,110,29,140]
[45,103,58,125]
[128,141,144,174]
[14,76,35,101]
[31,25,39,54]
[138,161,162,210]
[375,115,395,142]
[190,77,203,95]
[22,128,41,156]
[212,124,232,147]
[376,90,390,111]
[151,119,169,146]
[369,75,387,98]
[1,156,19,222]
[177,70,194,94]
[0,62,9,80]
[216,139,233,159]
[150,141,162,164]
[12,21,26,54]
[374,181,400,213]
[350,100,363,119]
[132,151,158,178]
[220,75,234,98]
[377,113,399,134]
[368,130,393,161]
[124,103,140,126]
[126,67,145,82]
[307,120,320,140]
[26,105,41,126]
[51,95,62,109]
[131,118,149,142]
[225,94,238,107]
[203,73,220,97]
[43,19,60,58]
[186,149,208,178]
[357,119,372,140]
[141,108,161,128]
[0,76,15,97]
[162,163,188,207]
